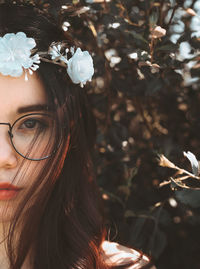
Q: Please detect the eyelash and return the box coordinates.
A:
[19,118,47,130]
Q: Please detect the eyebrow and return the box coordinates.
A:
[17,104,54,114]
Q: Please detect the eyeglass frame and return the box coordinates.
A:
[0,112,62,161]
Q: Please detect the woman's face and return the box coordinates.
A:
[0,72,49,222]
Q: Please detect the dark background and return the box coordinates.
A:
[46,0,200,268]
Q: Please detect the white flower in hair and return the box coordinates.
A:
[0,32,40,79]
[66,47,94,87]
[49,45,94,87]
[0,32,94,87]
[49,44,62,60]
[49,44,68,64]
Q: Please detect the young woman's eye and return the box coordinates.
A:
[13,115,54,136]
[23,119,37,129]
[19,118,48,131]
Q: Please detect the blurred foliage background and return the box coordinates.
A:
[45,0,200,268]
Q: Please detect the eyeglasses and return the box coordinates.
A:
[0,113,60,161]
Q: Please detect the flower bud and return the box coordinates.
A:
[151,26,166,39]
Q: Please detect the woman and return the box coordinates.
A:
[0,2,155,268]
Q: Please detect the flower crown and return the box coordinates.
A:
[0,32,94,87]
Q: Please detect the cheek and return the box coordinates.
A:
[6,133,70,211]
[15,160,45,185]
[0,160,48,223]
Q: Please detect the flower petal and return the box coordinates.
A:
[183,151,199,176]
[66,47,94,86]
[0,32,38,78]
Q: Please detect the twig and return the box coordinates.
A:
[158,154,200,180]
[39,56,66,68]
[159,0,165,26]
[158,154,200,189]
[159,175,190,187]
[170,177,200,190]
[167,4,179,27]
[149,37,156,63]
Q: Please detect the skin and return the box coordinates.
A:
[0,72,49,268]
[0,72,48,223]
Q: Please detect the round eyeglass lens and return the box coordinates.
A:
[10,113,59,160]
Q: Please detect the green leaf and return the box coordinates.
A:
[149,11,159,28]
[129,30,149,44]
[147,226,167,258]
[156,44,178,52]
[129,214,167,258]
[175,189,200,208]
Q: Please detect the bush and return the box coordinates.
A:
[46,0,200,268]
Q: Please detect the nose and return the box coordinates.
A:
[0,125,18,169]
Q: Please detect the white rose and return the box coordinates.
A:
[67,48,94,87]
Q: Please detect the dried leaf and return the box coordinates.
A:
[158,154,176,169]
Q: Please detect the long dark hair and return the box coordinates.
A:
[0,3,147,269]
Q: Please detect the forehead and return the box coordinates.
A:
[0,72,47,118]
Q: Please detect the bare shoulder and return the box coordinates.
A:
[101,241,156,269]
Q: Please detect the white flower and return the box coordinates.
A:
[67,48,94,87]
[49,44,68,64]
[49,44,62,60]
[0,32,40,78]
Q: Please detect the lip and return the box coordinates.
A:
[0,182,23,201]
